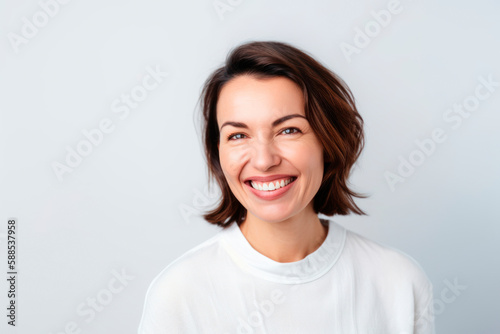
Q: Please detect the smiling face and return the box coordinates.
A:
[216,75,324,224]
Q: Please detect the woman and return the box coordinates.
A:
[138,41,435,334]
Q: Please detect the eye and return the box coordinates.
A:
[227,133,246,141]
[281,127,301,135]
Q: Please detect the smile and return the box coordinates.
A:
[245,176,297,200]
[249,177,297,191]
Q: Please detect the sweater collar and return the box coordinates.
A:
[220,218,346,284]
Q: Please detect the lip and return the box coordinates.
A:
[244,176,297,200]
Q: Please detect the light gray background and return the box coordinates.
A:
[1,0,499,333]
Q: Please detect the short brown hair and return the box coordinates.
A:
[198,40,367,228]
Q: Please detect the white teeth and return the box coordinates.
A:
[250,177,295,191]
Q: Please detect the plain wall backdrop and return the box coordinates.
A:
[1,0,499,333]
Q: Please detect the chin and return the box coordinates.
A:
[247,208,297,224]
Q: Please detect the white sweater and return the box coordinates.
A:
[138,219,435,334]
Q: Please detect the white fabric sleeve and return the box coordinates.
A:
[137,269,198,334]
[413,275,435,334]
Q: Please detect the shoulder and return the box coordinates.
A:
[337,225,436,333]
[144,230,224,298]
[342,228,433,290]
[138,231,225,332]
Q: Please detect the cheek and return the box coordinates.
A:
[281,141,323,172]
[287,142,324,183]
[219,147,248,180]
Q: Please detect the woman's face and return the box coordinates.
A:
[217,75,324,223]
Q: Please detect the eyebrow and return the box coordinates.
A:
[219,113,307,131]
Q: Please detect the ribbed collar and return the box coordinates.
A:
[220,218,346,284]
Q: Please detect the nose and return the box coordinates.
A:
[250,139,281,171]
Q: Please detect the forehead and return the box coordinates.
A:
[216,75,305,126]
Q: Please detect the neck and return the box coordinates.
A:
[239,206,328,263]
